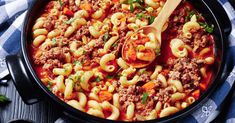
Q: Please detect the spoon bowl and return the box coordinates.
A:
[122,0,182,68]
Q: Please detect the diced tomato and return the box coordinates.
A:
[199,83,207,91]
[80,4,92,11]
[98,91,113,101]
[127,45,137,61]
[192,89,200,99]
[63,7,74,16]
[161,69,169,76]
[142,82,155,91]
[135,37,150,45]
[112,0,119,3]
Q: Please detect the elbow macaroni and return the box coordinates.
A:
[31,1,216,121]
[100,53,116,72]
[170,38,188,58]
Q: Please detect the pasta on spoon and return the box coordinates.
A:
[122,0,182,68]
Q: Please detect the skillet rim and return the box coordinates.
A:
[21,0,228,122]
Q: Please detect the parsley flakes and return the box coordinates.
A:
[142,92,149,104]
[199,22,214,33]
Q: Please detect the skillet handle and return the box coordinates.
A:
[6,53,42,105]
[203,0,232,36]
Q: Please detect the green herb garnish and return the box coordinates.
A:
[112,42,118,47]
[74,61,82,66]
[52,38,56,45]
[142,92,148,104]
[95,76,101,82]
[116,74,122,78]
[106,75,113,79]
[58,0,63,8]
[134,0,144,5]
[127,0,134,12]
[103,32,110,42]
[0,95,10,104]
[186,10,196,21]
[148,16,156,24]
[134,0,145,10]
[139,68,146,74]
[156,47,161,56]
[83,50,87,55]
[199,22,214,33]
[130,3,134,12]
[65,18,76,24]
[47,82,52,91]
[136,13,146,19]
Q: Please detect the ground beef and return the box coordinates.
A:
[193,31,209,48]
[154,88,174,103]
[43,15,56,31]
[76,55,91,66]
[111,31,126,56]
[92,48,100,57]
[42,59,62,70]
[167,58,201,90]
[67,0,79,12]
[90,57,100,68]
[118,84,156,117]
[110,3,121,13]
[135,98,154,116]
[119,85,142,105]
[75,25,89,40]
[94,35,105,48]
[139,74,150,82]
[112,80,118,88]
[168,6,210,51]
[112,42,123,56]
[34,47,69,65]
[170,6,187,25]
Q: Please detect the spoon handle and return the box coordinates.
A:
[151,0,182,31]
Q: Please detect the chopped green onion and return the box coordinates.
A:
[148,16,156,24]
[112,42,118,47]
[74,61,82,66]
[103,32,110,42]
[65,18,76,24]
[83,50,87,55]
[130,3,134,12]
[95,76,101,82]
[136,4,145,10]
[134,0,144,5]
[47,81,52,91]
[116,74,122,78]
[121,0,128,4]
[142,92,148,104]
[156,47,161,56]
[106,75,113,79]
[128,0,133,4]
[186,11,196,21]
[199,22,214,33]
[58,0,63,8]
[136,13,146,19]
[127,0,134,12]
[139,68,146,74]
[52,38,56,45]
[47,84,52,91]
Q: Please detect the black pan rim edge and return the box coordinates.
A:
[20,0,228,123]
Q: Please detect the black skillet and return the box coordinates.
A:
[5,0,232,122]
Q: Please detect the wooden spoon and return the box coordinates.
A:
[122,0,182,68]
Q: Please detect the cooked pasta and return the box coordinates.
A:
[30,0,216,121]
